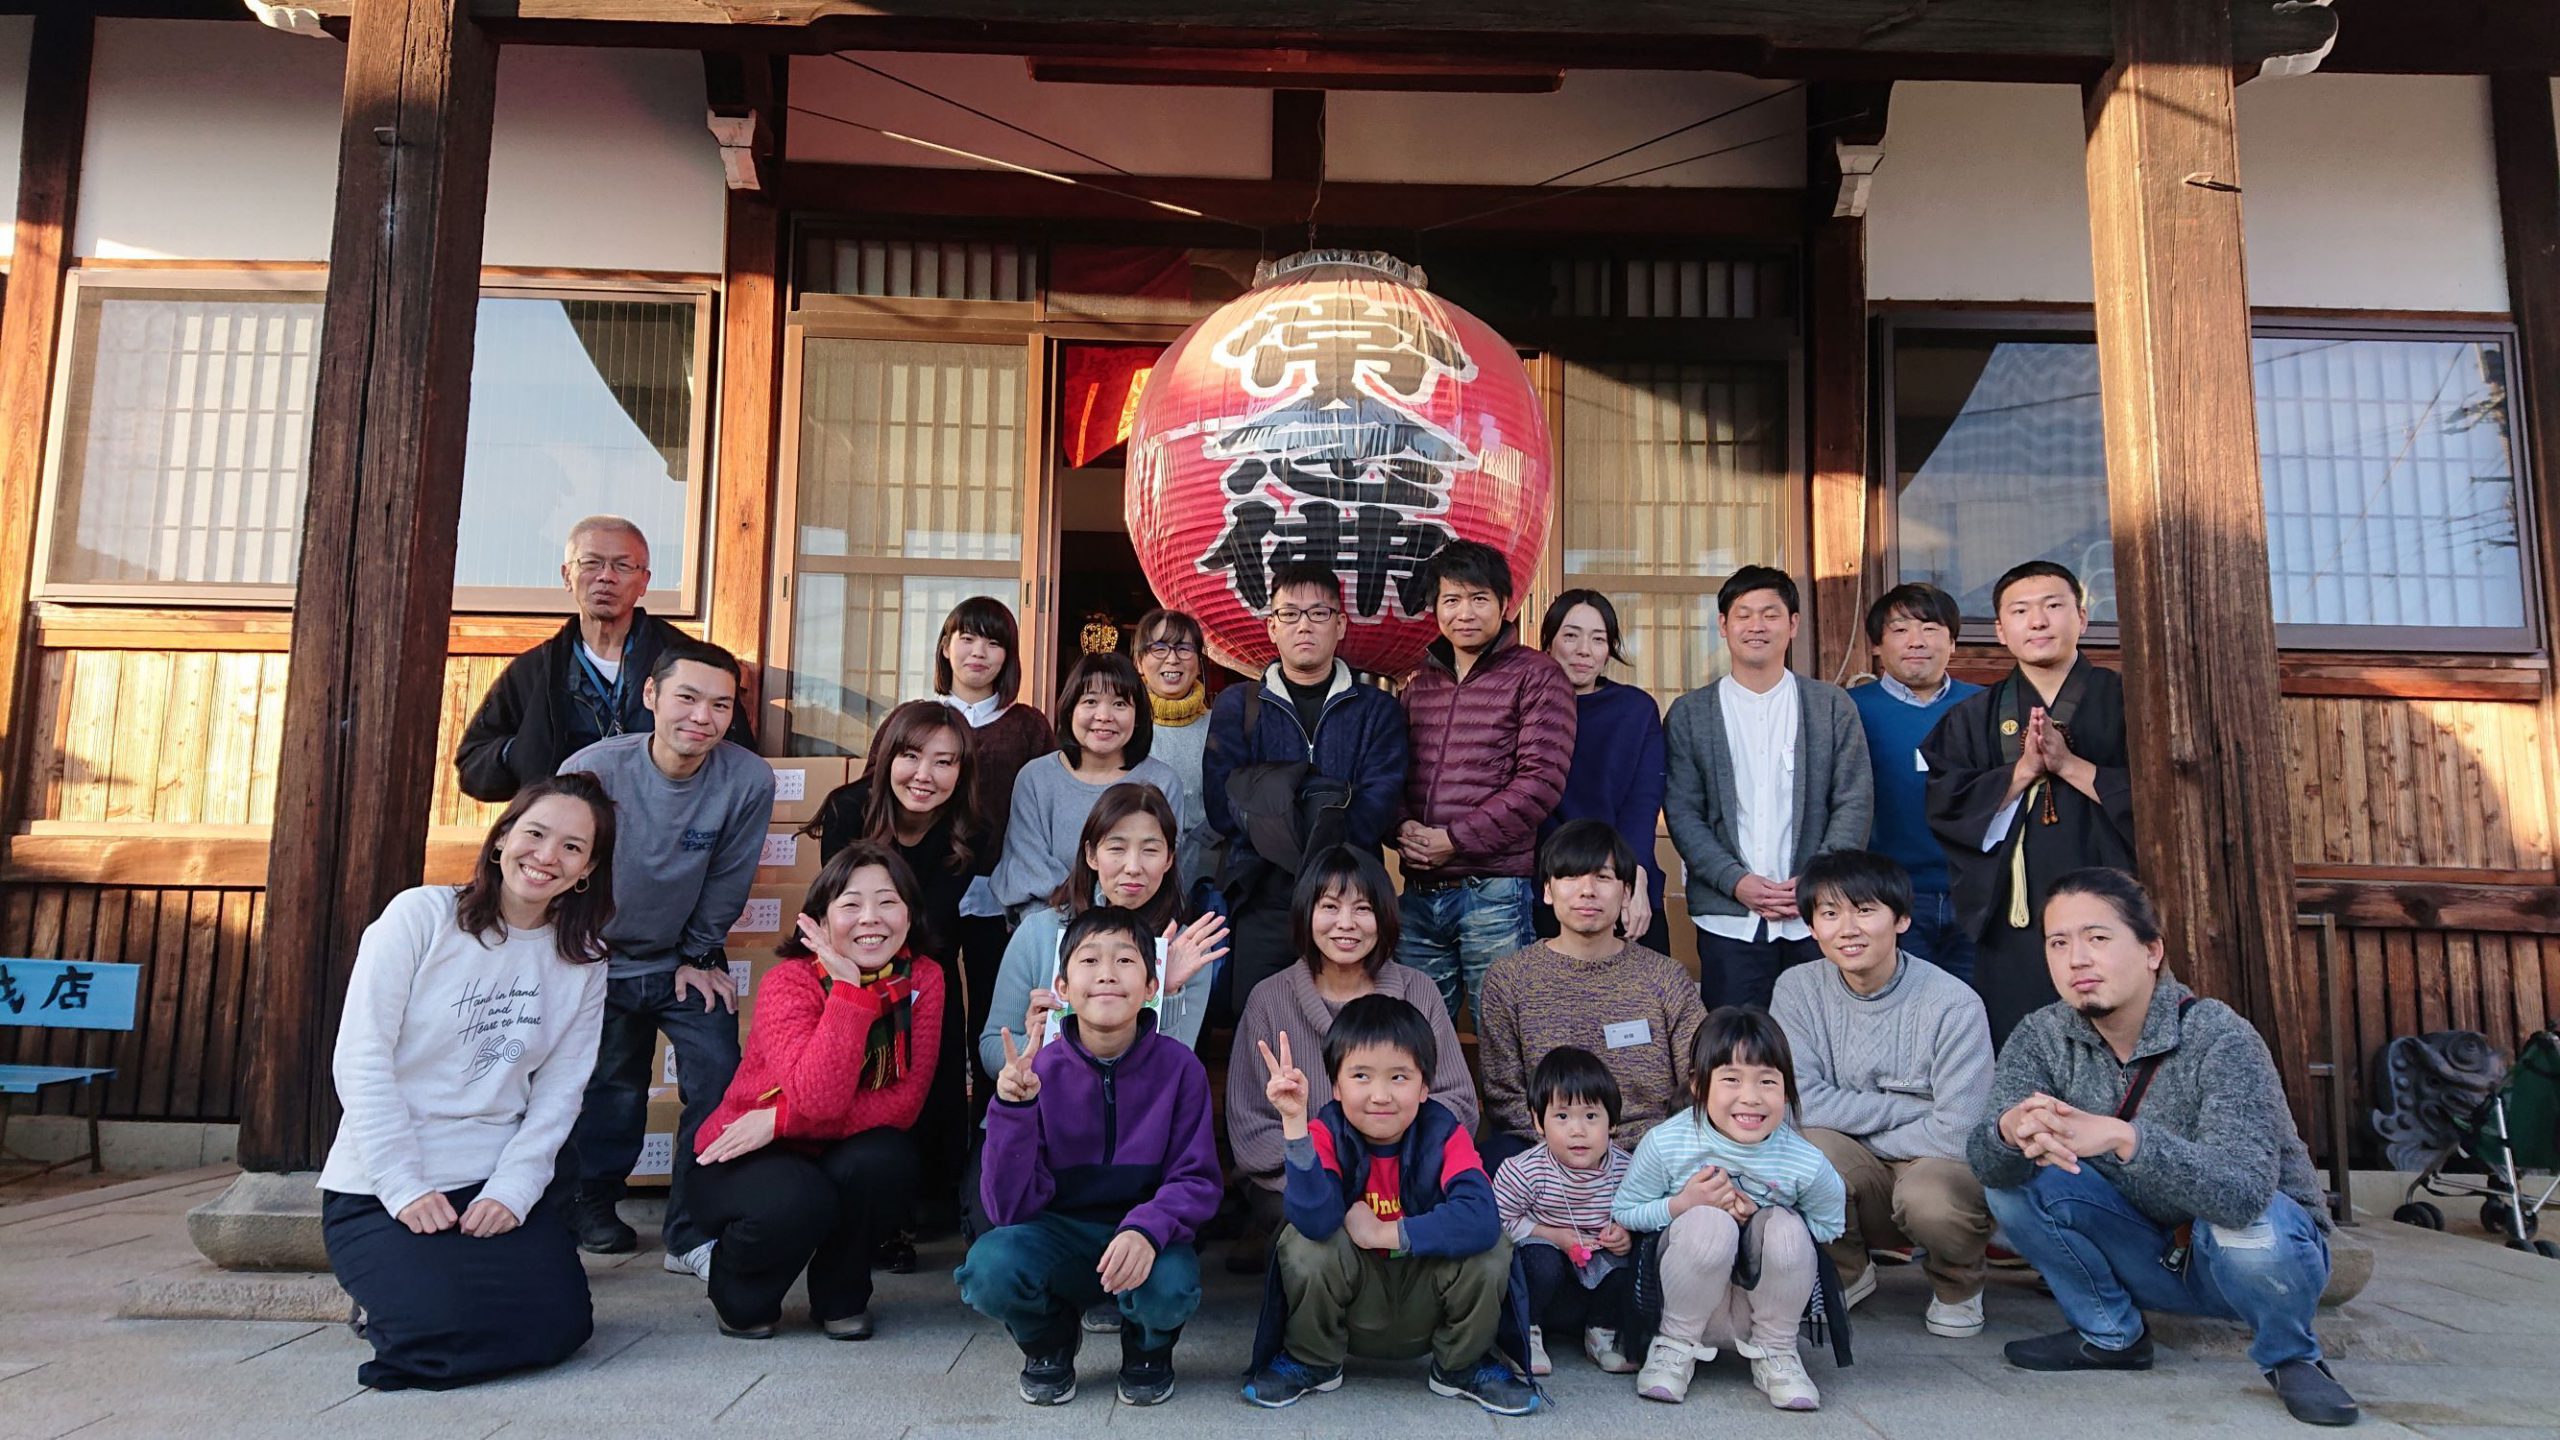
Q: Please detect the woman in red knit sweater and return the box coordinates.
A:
[690,842,944,1341]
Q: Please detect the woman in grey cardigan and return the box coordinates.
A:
[988,651,1188,915]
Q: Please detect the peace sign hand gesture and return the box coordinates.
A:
[1258,1032,1311,1140]
[996,1012,1047,1105]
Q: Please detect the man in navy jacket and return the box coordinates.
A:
[1204,562,1411,1008]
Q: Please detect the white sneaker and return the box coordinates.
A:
[1841,1261,1878,1309]
[1636,1337,1711,1403]
[1751,1349,1821,1411]
[1526,1325,1552,1376]
[1585,1325,1637,1374]
[664,1240,713,1280]
[1925,1290,1986,1338]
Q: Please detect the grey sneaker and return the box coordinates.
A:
[663,1240,713,1280]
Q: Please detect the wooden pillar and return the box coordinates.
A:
[0,6,90,836]
[2082,0,2310,1110]
[707,55,787,718]
[1805,84,1888,683]
[2490,74,2560,676]
[239,0,497,1173]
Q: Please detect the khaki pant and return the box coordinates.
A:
[1274,1224,1511,1371]
[1804,1127,1990,1303]
[1655,1203,1814,1355]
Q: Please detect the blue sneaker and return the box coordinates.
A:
[1429,1354,1541,1416]
[1241,1351,1344,1408]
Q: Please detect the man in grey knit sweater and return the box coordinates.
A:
[1772,851,1993,1340]
[1966,868,2355,1428]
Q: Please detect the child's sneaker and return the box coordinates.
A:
[1117,1329,1176,1406]
[1842,1261,1878,1309]
[1751,1349,1822,1411]
[1636,1337,1709,1403]
[1428,1354,1541,1416]
[1018,1344,1078,1406]
[1081,1301,1122,1333]
[1241,1350,1343,1408]
[1926,1291,1986,1338]
[1585,1325,1637,1374]
[1868,1244,1919,1265]
[1526,1325,1552,1376]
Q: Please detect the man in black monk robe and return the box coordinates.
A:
[1921,561,2135,1047]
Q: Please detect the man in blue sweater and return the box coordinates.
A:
[1848,584,1983,980]
[1203,563,1411,1008]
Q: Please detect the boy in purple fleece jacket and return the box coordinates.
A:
[955,907,1221,1408]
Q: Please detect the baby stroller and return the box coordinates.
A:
[2370,1028,2560,1256]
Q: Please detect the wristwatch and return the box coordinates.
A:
[680,948,727,971]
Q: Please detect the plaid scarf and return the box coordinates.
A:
[816,952,917,1091]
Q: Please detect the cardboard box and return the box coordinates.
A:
[766,756,855,827]
[727,883,806,947]
[628,1089,684,1188]
[754,828,825,886]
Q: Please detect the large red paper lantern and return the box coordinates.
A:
[1126,250,1552,677]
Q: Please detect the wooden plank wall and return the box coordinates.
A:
[9,639,2559,1142]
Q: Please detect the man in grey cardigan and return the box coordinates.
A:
[1773,850,1993,1341]
[1665,565,1872,1010]
[1968,867,2355,1428]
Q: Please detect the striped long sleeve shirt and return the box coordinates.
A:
[1611,1110,1848,1242]
[1492,1143,1632,1242]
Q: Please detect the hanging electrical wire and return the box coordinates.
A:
[828,53,1140,177]
[787,104,1261,230]
[1530,83,1805,189]
[1420,108,1875,233]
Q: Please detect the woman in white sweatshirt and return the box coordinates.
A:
[318,772,619,1391]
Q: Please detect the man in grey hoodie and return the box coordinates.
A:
[1967,867,2356,1428]
[560,638,776,1280]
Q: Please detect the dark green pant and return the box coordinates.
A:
[1274,1225,1510,1371]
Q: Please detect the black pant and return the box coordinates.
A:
[1694,929,1824,1012]
[958,914,1013,1111]
[1213,867,1297,1025]
[690,1128,920,1326]
[322,1174,592,1391]
[913,950,973,1225]
[1517,1241,1635,1336]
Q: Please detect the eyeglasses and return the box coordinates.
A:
[1270,606,1341,627]
[572,557,646,578]
[1142,641,1199,659]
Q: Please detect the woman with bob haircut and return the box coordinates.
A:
[320,772,620,1391]
[1225,845,1475,1269]
[1538,588,1670,953]
[689,843,945,1342]
[988,651,1188,915]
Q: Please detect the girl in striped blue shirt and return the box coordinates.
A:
[1613,1007,1846,1412]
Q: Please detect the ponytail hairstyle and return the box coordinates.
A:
[454,771,618,965]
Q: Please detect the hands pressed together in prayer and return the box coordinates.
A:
[2007,707,2098,804]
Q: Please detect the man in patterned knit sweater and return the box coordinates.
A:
[1771,848,1994,1341]
[1475,821,1707,1171]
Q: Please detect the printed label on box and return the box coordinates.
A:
[760,832,799,868]
[772,766,808,804]
[731,897,783,935]
[730,959,754,996]
[662,1047,679,1086]
[633,1133,674,1178]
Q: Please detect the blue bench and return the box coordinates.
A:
[0,959,141,1183]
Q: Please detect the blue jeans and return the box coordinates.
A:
[1985,1164,2330,1371]
[1900,888,1977,983]
[569,968,743,1255]
[956,1211,1203,1350]
[1398,876,1534,1025]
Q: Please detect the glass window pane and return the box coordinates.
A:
[455,296,699,592]
[1891,332,2114,621]
[1602,589,1728,713]
[1561,360,1789,578]
[795,338,1025,564]
[788,572,1002,757]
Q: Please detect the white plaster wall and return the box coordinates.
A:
[787,52,1271,177]
[1327,72,1803,188]
[1867,76,2509,312]
[0,17,32,260]
[77,20,723,272]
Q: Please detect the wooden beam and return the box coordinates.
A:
[1271,89,1326,185]
[238,0,498,1175]
[2082,0,2313,1114]
[1035,54,1557,91]
[3,827,489,889]
[708,55,787,726]
[2326,0,2560,77]
[2295,877,2560,936]
[1806,82,1887,684]
[0,7,89,845]
[283,1,2341,80]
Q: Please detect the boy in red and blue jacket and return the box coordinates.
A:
[1243,994,1541,1417]
[955,907,1221,1408]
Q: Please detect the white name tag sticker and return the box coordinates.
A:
[771,766,808,803]
[1916,750,1929,772]
[1603,1019,1653,1049]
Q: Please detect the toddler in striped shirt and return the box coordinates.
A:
[1613,1006,1847,1412]
[1490,1047,1637,1377]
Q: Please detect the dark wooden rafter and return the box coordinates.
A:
[1271,89,1325,185]
[2082,0,2311,1120]
[0,5,90,841]
[280,1,2339,82]
[241,0,498,1173]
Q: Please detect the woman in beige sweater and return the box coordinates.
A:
[1226,846,1478,1269]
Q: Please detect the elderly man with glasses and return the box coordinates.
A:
[457,516,755,802]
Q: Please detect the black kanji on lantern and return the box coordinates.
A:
[1198,285,1479,622]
